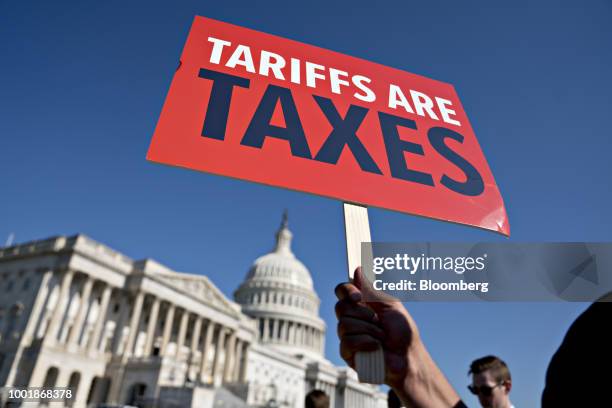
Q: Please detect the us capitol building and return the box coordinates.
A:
[0,215,386,408]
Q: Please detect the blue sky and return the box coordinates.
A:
[1,1,610,406]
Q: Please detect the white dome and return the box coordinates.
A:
[245,247,314,291]
[234,212,326,360]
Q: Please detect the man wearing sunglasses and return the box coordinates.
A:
[468,356,515,408]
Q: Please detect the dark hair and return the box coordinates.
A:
[387,389,402,408]
[469,355,511,383]
[305,389,329,408]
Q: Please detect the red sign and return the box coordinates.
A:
[147,16,510,236]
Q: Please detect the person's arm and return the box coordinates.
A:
[335,268,463,408]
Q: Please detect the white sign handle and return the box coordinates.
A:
[343,202,385,384]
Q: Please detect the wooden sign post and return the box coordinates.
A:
[343,202,385,383]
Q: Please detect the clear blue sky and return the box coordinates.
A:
[1,1,610,406]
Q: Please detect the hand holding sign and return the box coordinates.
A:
[335,268,462,407]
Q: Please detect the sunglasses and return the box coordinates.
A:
[468,383,504,397]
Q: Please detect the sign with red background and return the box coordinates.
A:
[147,16,509,236]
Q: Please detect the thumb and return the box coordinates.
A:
[353,267,398,314]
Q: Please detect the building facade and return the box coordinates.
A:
[0,218,386,408]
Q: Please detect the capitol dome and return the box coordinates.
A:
[234,212,326,360]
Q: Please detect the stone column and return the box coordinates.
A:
[320,331,325,353]
[262,317,269,341]
[288,322,294,343]
[72,373,92,408]
[44,269,75,345]
[189,316,202,380]
[160,303,175,356]
[176,310,189,359]
[123,292,144,358]
[190,316,203,357]
[232,339,243,382]
[200,320,215,382]
[211,327,227,386]
[272,319,279,341]
[223,331,236,382]
[239,343,249,382]
[86,285,111,354]
[284,322,289,343]
[111,295,130,354]
[67,276,94,347]
[143,297,160,357]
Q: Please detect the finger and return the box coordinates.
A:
[335,299,378,323]
[340,334,380,363]
[339,344,355,369]
[337,316,385,341]
[334,282,362,302]
[354,267,398,312]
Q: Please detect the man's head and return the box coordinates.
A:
[305,389,329,408]
[469,355,512,408]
